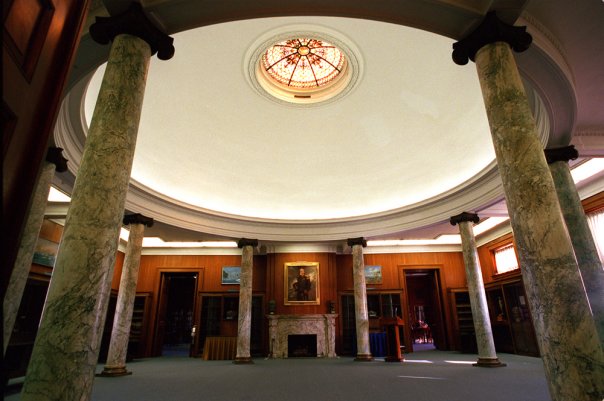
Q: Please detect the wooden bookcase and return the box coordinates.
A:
[485,279,539,356]
[449,279,539,356]
[128,292,152,358]
[449,288,477,353]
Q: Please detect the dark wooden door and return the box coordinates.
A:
[153,273,171,356]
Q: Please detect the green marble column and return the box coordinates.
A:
[234,239,257,364]
[451,212,505,367]
[453,12,604,401]
[3,148,67,355]
[99,214,153,377]
[348,237,373,362]
[545,146,604,347]
[21,4,174,401]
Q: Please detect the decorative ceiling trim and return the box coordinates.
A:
[118,162,505,241]
[515,12,577,147]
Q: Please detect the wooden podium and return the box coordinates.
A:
[382,317,405,362]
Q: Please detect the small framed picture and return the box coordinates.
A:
[284,262,320,305]
[32,238,59,267]
[364,265,382,284]
[221,266,241,285]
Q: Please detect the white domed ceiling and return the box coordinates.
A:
[81,17,495,223]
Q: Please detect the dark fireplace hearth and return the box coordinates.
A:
[288,334,317,357]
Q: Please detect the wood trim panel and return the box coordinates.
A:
[583,191,604,214]
[4,0,55,80]
[1,101,18,157]
[2,0,90,302]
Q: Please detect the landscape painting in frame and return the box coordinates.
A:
[365,265,382,285]
[32,238,59,267]
[222,266,241,284]
[284,262,320,305]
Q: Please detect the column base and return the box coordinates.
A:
[96,366,132,377]
[233,356,254,364]
[354,354,374,362]
[473,357,506,368]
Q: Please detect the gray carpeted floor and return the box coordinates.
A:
[5,350,551,401]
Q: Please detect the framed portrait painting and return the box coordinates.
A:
[284,262,320,305]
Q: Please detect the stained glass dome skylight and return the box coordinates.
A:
[261,38,346,88]
[250,33,358,105]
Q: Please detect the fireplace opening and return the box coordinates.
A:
[288,334,317,357]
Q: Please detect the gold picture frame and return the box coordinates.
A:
[284,262,320,305]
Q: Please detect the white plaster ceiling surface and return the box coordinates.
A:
[83,17,495,223]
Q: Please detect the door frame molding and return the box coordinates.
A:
[399,264,449,351]
[150,267,204,356]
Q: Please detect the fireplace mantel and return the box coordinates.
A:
[267,314,338,358]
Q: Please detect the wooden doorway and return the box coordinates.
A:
[153,272,199,357]
[403,268,447,351]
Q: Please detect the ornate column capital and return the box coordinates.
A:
[450,212,480,226]
[238,238,258,248]
[452,11,532,65]
[347,237,367,248]
[122,213,154,227]
[46,147,68,173]
[544,145,579,164]
[89,2,175,60]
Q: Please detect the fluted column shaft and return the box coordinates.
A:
[546,148,604,347]
[100,216,150,376]
[349,238,372,361]
[453,13,603,399]
[452,213,504,367]
[234,239,257,364]
[22,34,152,401]
[3,148,67,355]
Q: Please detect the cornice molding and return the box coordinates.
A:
[364,244,461,254]
[518,12,573,86]
[574,128,604,137]
[476,221,512,247]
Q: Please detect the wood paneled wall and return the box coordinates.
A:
[336,252,466,292]
[583,191,604,214]
[110,252,125,290]
[136,254,266,294]
[38,219,63,243]
[122,249,470,355]
[363,252,467,290]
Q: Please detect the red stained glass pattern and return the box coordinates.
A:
[262,38,346,88]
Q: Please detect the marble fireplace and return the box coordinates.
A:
[267,314,337,358]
